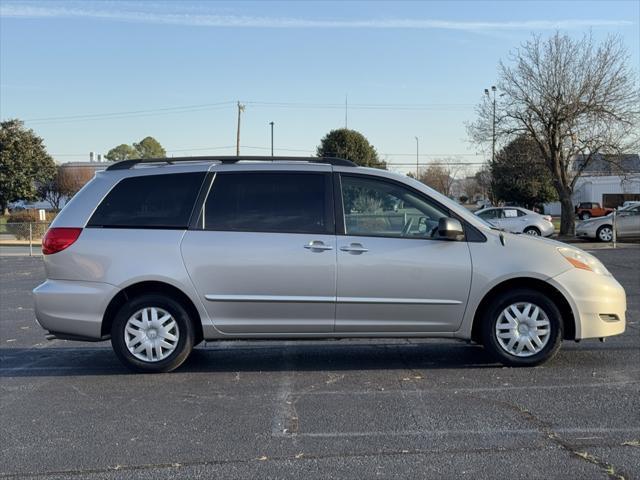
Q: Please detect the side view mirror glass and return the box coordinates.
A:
[437,217,464,241]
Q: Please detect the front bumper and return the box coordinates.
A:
[575,221,599,239]
[33,279,117,340]
[549,269,626,340]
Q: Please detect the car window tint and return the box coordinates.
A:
[477,209,497,220]
[88,173,205,228]
[202,172,330,234]
[340,175,448,238]
[517,209,527,217]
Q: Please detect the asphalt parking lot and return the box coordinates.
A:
[1,248,639,479]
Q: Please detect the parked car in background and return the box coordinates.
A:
[575,202,613,220]
[576,204,640,242]
[475,207,555,237]
[620,201,640,209]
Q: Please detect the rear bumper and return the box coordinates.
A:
[549,270,626,340]
[33,279,116,340]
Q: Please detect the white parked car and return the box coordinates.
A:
[475,207,555,237]
[576,204,640,242]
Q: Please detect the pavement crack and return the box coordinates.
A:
[467,393,628,480]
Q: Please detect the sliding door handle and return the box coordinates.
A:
[304,241,333,251]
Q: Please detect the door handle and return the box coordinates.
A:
[340,243,368,254]
[304,241,333,251]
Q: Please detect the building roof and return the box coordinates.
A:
[572,154,640,174]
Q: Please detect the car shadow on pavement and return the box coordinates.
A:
[1,341,499,377]
[0,340,634,377]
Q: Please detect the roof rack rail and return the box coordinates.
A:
[105,155,356,171]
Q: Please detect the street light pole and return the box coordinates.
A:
[484,86,497,164]
[415,136,419,178]
[269,121,274,157]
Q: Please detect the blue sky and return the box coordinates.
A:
[1,0,638,174]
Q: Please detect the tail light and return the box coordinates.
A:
[543,215,552,222]
[42,228,83,255]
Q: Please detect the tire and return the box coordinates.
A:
[523,227,540,236]
[111,293,195,373]
[481,289,562,367]
[580,212,591,220]
[597,225,613,243]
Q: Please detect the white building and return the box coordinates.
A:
[544,154,640,215]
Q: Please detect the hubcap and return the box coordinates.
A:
[124,307,179,362]
[599,228,613,242]
[525,229,539,236]
[495,302,551,357]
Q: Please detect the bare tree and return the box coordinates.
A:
[469,32,639,234]
[58,166,95,198]
[418,163,461,197]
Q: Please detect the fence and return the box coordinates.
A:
[0,222,51,256]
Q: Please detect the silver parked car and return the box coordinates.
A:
[33,157,626,372]
[475,207,555,237]
[576,204,640,242]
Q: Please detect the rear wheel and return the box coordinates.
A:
[481,289,562,367]
[597,225,613,242]
[111,293,195,373]
[523,226,540,236]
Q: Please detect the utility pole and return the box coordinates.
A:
[269,121,274,157]
[236,101,245,157]
[484,86,497,164]
[345,94,348,129]
[415,136,419,178]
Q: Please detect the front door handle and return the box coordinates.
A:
[304,241,333,252]
[340,243,368,254]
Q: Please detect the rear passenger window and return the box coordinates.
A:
[202,172,331,234]
[88,173,205,228]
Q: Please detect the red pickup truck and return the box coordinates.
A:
[575,202,614,220]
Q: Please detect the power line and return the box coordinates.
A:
[23,99,475,125]
[24,101,236,123]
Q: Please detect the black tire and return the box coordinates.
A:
[481,288,562,367]
[596,225,613,243]
[580,212,590,220]
[111,293,195,373]
[523,226,541,236]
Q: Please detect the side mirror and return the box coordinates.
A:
[438,217,464,241]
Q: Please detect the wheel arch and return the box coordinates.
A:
[470,277,576,344]
[101,281,204,343]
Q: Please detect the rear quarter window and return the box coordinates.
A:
[87,172,206,229]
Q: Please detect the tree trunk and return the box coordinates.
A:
[558,191,575,236]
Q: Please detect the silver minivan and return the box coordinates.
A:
[33,157,626,372]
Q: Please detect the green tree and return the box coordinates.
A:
[317,129,386,168]
[490,136,557,209]
[105,144,138,161]
[133,136,166,158]
[0,119,56,214]
[105,136,166,162]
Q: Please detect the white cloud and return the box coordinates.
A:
[0,3,633,30]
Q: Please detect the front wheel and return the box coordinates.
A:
[481,289,562,367]
[597,225,613,242]
[580,212,591,220]
[111,293,195,373]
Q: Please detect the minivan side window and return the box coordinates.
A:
[87,172,205,229]
[201,172,332,234]
[340,175,449,238]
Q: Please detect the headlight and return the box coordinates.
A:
[558,247,610,276]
